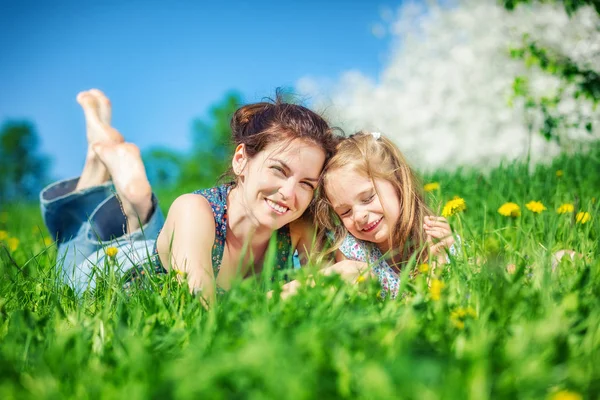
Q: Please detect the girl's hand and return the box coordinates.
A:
[424,216,455,264]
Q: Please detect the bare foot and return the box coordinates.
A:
[75,90,124,191]
[88,89,112,126]
[93,142,153,233]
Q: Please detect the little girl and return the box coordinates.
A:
[312,131,458,299]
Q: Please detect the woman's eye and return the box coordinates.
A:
[271,166,286,176]
[301,181,315,190]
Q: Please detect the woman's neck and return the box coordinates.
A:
[226,186,274,248]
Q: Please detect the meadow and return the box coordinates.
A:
[0,143,598,400]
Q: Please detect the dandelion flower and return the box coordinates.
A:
[424,182,440,192]
[0,230,7,241]
[451,318,465,330]
[429,279,444,301]
[575,212,591,224]
[450,306,477,329]
[556,203,574,214]
[419,263,429,273]
[8,237,19,252]
[441,197,466,217]
[106,247,119,258]
[356,275,367,283]
[498,202,521,217]
[44,237,53,246]
[550,390,582,400]
[555,170,563,177]
[526,200,546,214]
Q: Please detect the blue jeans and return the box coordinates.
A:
[40,177,165,293]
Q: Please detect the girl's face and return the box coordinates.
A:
[325,165,400,250]
[235,138,326,230]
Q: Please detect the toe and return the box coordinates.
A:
[76,92,95,107]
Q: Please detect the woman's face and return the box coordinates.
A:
[235,138,326,230]
[325,165,400,249]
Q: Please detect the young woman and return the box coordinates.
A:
[41,89,338,305]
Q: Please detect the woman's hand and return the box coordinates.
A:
[424,216,455,264]
[267,259,371,300]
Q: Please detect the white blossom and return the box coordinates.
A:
[298,0,600,171]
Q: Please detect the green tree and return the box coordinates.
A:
[0,121,51,202]
[504,0,600,142]
[142,146,183,189]
[178,91,242,191]
[140,91,243,196]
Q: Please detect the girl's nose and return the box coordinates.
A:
[355,208,368,224]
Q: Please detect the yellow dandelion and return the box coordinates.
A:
[525,200,546,214]
[424,182,440,192]
[498,202,521,217]
[575,212,591,224]
[0,230,7,241]
[8,237,19,252]
[550,390,582,400]
[450,306,477,329]
[465,306,477,318]
[429,279,444,301]
[451,318,465,330]
[0,212,7,223]
[43,237,53,246]
[556,203,574,214]
[441,197,466,217]
[452,308,467,319]
[106,246,119,258]
[418,263,430,273]
[555,170,563,178]
[356,275,367,283]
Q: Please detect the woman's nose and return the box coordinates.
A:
[279,179,296,202]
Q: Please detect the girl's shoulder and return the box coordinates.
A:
[337,233,382,264]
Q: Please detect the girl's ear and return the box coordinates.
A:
[232,144,248,176]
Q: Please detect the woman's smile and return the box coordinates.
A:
[265,198,289,215]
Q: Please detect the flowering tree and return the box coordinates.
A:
[298,0,600,170]
[504,0,600,143]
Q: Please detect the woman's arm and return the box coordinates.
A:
[156,193,217,306]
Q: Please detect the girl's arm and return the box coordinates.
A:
[156,193,217,306]
[423,216,457,264]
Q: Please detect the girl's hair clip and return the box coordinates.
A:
[371,131,381,140]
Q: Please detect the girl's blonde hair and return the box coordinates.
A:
[313,131,431,269]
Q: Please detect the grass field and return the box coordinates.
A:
[0,144,598,399]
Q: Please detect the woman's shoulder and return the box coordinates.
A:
[168,193,214,222]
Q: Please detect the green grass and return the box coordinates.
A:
[0,144,599,399]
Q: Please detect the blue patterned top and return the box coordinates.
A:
[337,233,461,299]
[123,183,293,289]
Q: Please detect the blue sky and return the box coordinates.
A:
[0,0,398,179]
